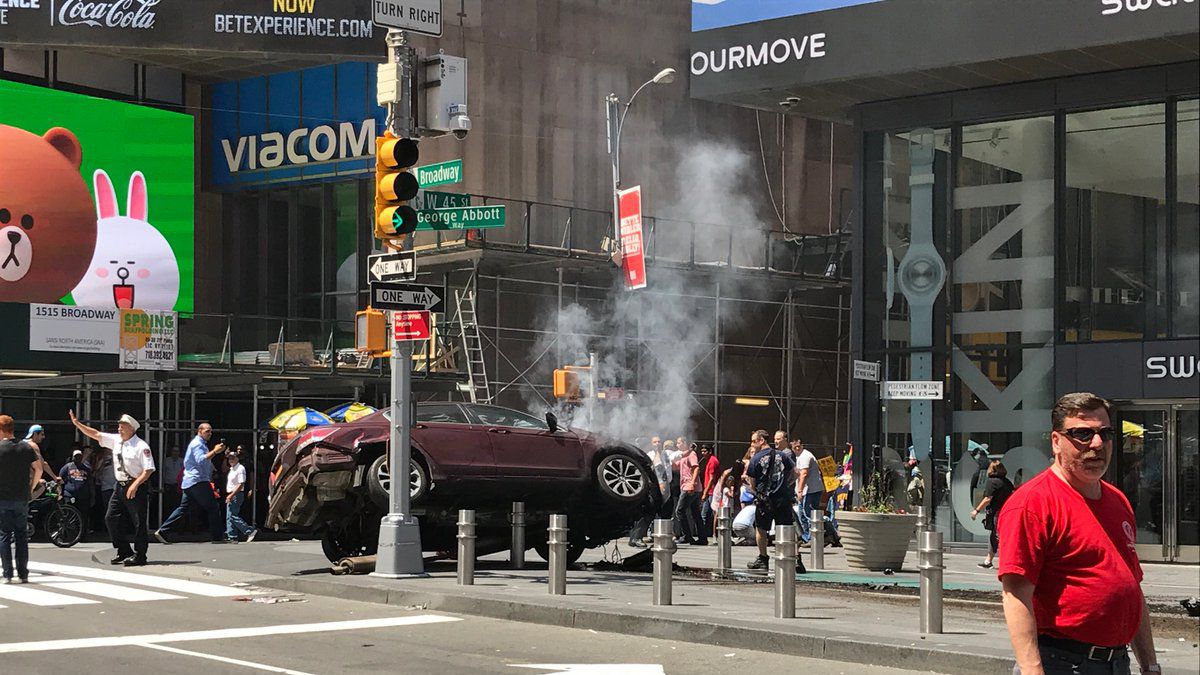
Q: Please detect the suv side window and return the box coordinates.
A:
[471,405,548,430]
[415,404,469,425]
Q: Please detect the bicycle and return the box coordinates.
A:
[27,481,85,548]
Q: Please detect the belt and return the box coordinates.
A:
[1038,635,1127,662]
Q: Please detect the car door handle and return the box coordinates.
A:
[488,428,510,434]
[414,423,427,429]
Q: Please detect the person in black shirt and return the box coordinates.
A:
[971,459,1015,569]
[0,414,44,583]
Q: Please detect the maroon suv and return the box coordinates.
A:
[267,402,660,562]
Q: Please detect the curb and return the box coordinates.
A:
[254,575,1015,675]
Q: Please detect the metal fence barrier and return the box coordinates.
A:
[510,501,526,570]
[919,529,944,634]
[548,514,568,595]
[809,508,824,570]
[651,518,675,605]
[457,509,476,586]
[774,524,797,619]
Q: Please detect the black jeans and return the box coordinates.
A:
[674,491,702,541]
[1014,645,1132,675]
[106,484,149,559]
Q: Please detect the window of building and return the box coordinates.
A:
[1063,104,1168,342]
[1174,99,1199,338]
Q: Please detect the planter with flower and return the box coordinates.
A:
[837,468,919,571]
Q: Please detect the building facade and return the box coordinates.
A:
[691,0,1199,562]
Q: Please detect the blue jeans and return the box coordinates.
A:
[797,491,824,543]
[0,500,30,580]
[160,483,223,541]
[225,492,254,540]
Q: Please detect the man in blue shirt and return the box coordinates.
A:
[154,423,227,543]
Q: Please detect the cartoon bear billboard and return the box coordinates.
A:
[0,79,194,312]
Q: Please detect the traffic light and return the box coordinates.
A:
[374,132,420,249]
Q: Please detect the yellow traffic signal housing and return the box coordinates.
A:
[374,133,420,249]
[553,368,581,400]
[355,307,387,354]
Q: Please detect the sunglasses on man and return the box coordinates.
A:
[1058,426,1117,443]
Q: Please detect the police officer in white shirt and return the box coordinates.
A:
[68,410,155,566]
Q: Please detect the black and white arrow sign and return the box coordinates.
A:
[368,251,417,283]
[370,282,446,313]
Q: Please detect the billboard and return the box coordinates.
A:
[0,79,194,312]
[692,0,883,31]
[0,0,379,58]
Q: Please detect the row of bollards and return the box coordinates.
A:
[453,502,943,633]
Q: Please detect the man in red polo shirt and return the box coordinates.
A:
[998,392,1159,675]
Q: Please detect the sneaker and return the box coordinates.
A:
[18,577,28,584]
[3,577,10,584]
[747,555,769,570]
[977,561,993,569]
[110,554,132,565]
[123,557,147,567]
[247,529,258,543]
[153,530,170,545]
[694,539,709,546]
[627,539,645,549]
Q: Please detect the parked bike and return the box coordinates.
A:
[27,481,85,548]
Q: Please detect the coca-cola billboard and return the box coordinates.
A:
[0,0,381,57]
[53,0,159,29]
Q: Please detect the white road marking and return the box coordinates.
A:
[27,562,246,597]
[0,615,462,653]
[139,643,316,675]
[0,584,99,607]
[42,581,184,602]
[512,666,666,674]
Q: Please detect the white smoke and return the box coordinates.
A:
[525,141,768,445]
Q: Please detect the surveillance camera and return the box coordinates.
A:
[448,103,471,140]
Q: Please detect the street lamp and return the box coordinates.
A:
[605,67,677,263]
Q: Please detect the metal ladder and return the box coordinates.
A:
[454,283,491,404]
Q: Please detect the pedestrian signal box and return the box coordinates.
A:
[553,369,580,400]
[356,307,387,354]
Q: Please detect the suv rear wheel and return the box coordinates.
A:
[367,453,429,510]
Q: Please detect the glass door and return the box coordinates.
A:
[1117,407,1168,561]
[1115,403,1200,563]
[1176,406,1199,563]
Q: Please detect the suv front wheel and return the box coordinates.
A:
[594,452,649,504]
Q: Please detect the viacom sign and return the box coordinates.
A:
[220,119,376,174]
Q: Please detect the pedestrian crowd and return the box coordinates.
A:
[628,429,845,573]
[0,410,258,579]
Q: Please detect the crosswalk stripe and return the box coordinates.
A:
[0,584,100,607]
[27,562,245,597]
[42,581,184,602]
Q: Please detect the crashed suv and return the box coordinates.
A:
[267,402,659,563]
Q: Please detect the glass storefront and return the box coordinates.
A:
[861,93,1200,553]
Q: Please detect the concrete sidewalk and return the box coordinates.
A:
[594,538,1200,608]
[57,540,1198,675]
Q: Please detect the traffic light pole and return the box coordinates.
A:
[605,93,622,263]
[373,28,425,579]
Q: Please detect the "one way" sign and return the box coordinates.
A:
[370,282,447,313]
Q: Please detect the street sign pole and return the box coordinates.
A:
[374,26,425,579]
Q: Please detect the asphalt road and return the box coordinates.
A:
[2,546,936,675]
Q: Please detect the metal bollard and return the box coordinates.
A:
[915,505,928,538]
[547,514,568,595]
[716,505,732,571]
[651,518,676,605]
[510,501,526,570]
[774,524,797,618]
[919,529,944,634]
[809,509,824,570]
[456,509,476,586]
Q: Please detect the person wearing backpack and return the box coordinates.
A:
[744,429,805,573]
[971,459,1014,569]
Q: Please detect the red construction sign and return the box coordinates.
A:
[617,185,647,290]
[393,310,431,341]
